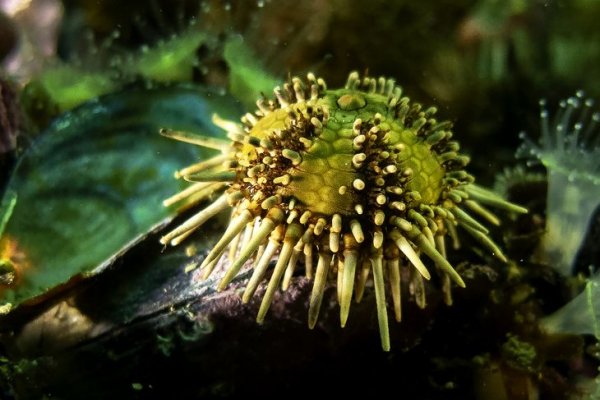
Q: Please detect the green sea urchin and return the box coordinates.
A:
[161,72,527,351]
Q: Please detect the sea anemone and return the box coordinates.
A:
[161,71,527,351]
[22,21,207,113]
[518,91,600,275]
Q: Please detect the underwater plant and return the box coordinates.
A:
[161,71,526,351]
[518,91,600,275]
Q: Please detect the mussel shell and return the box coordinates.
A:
[0,84,241,311]
[0,216,433,399]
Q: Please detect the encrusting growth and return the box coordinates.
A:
[161,72,527,351]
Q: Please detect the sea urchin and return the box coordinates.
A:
[160,72,527,351]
